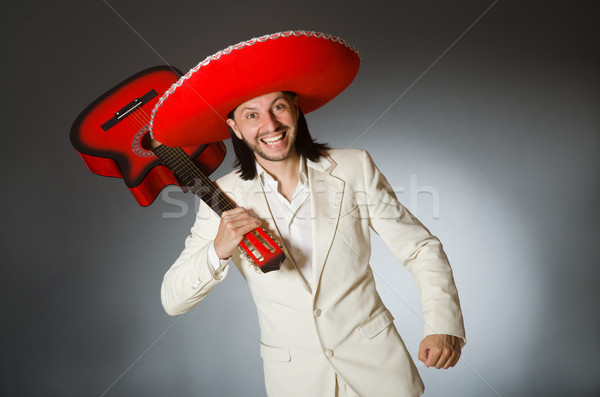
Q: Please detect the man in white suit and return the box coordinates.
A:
[154,31,465,397]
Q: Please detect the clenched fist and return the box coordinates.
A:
[418,334,463,369]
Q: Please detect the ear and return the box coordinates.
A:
[227,118,243,139]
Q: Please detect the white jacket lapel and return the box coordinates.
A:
[308,155,345,291]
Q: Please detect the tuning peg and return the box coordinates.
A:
[237,247,263,273]
[267,232,284,249]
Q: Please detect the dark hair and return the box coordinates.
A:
[228,94,330,180]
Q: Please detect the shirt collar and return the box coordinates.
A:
[256,156,309,188]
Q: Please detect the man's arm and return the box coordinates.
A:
[359,150,466,363]
[160,199,262,316]
[160,199,228,316]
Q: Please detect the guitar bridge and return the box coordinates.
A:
[101,89,158,131]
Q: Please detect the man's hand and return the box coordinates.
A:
[214,207,262,260]
[418,334,462,369]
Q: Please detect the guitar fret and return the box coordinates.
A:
[152,145,236,216]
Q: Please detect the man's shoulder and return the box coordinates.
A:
[320,148,371,170]
[214,168,244,191]
[323,147,365,159]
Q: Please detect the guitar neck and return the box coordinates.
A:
[151,144,234,216]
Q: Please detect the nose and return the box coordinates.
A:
[262,111,281,132]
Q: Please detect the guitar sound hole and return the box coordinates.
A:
[131,128,154,157]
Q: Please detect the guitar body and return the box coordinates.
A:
[70,66,226,206]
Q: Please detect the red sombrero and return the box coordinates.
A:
[150,30,361,147]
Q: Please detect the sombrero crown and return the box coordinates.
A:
[150,30,361,147]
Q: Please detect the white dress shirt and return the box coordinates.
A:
[209,158,314,286]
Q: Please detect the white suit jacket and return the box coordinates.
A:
[161,149,465,397]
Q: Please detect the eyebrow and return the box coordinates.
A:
[238,95,287,113]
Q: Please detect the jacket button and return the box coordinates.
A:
[325,349,334,357]
[314,309,322,317]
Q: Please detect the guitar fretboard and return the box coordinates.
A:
[152,144,235,216]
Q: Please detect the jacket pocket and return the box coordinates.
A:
[359,309,395,339]
[260,342,291,362]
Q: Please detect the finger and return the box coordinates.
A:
[440,340,462,369]
[426,346,442,368]
[418,348,427,364]
[442,354,455,369]
[417,341,429,364]
[221,209,255,225]
[224,211,262,228]
[225,216,261,233]
[221,207,248,219]
[443,338,461,368]
[445,350,461,369]
[434,348,452,369]
[236,220,263,236]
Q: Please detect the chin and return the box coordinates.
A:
[257,149,294,162]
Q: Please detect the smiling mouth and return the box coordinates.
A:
[260,131,287,145]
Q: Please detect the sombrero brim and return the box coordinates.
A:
[150,30,361,147]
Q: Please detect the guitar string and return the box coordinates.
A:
[129,108,200,185]
[130,108,214,187]
[128,107,200,185]
[132,106,237,214]
[126,108,195,182]
[161,146,236,214]
[136,110,237,212]
[127,108,232,211]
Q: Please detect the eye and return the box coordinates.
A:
[273,103,286,112]
[245,112,257,120]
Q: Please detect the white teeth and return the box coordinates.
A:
[261,133,284,144]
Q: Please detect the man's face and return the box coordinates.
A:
[227,92,299,163]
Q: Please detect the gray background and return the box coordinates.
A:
[2,1,599,396]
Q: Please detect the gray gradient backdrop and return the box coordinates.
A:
[2,1,599,396]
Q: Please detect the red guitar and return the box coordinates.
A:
[71,66,285,273]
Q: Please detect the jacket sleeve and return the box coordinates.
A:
[160,199,230,316]
[360,150,466,342]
